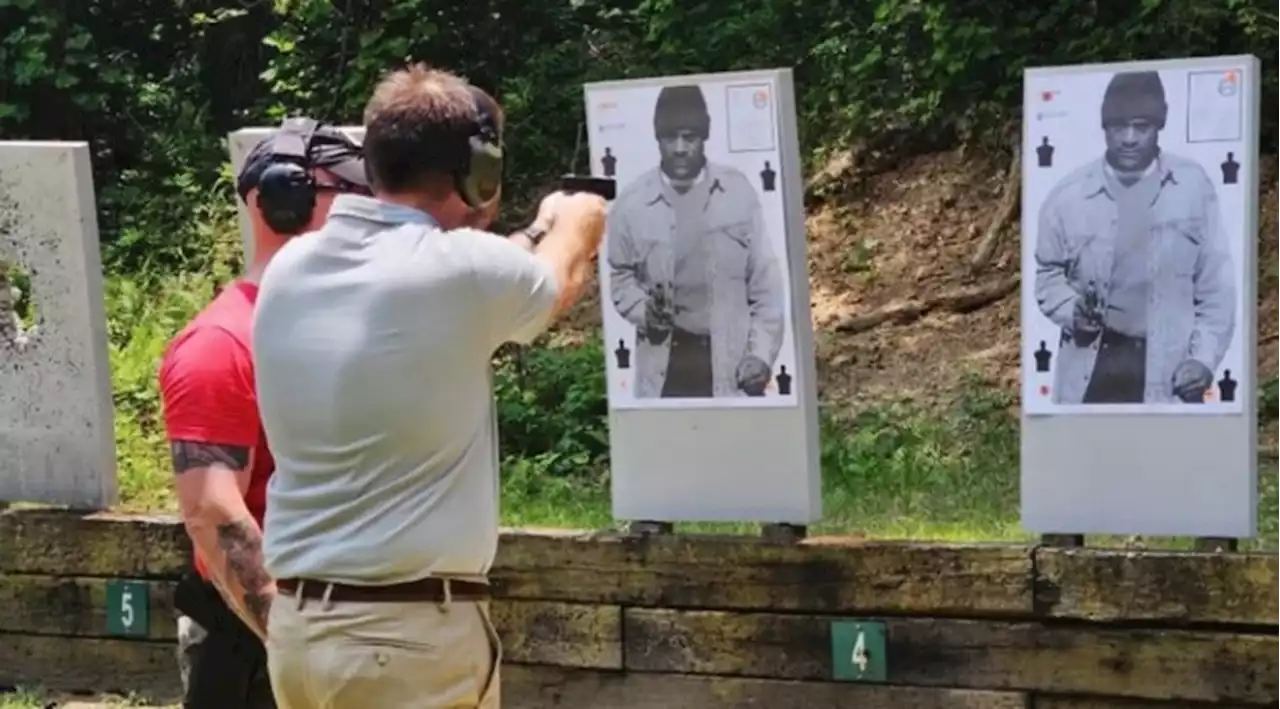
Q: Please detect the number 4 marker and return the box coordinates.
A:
[852,629,868,672]
[830,619,886,682]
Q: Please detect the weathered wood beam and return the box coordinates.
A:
[623,608,1278,704]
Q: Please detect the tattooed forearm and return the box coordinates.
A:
[170,440,250,475]
[216,517,275,635]
[242,590,273,636]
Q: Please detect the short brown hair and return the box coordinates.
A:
[361,63,503,194]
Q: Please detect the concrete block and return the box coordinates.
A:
[226,125,365,263]
[0,142,116,508]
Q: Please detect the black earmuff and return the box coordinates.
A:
[456,86,505,209]
[256,161,316,234]
[254,117,321,235]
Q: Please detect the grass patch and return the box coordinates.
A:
[0,687,170,708]
[497,377,1279,550]
[0,688,45,709]
[62,266,1278,552]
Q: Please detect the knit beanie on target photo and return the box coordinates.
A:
[653,85,710,139]
[1100,71,1168,129]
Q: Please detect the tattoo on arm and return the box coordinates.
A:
[216,518,274,634]
[170,440,250,475]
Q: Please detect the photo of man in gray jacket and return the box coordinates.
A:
[1033,70,1236,405]
[606,84,787,399]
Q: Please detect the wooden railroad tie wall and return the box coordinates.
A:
[0,509,1276,708]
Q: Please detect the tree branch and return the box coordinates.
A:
[831,275,1020,334]
[970,145,1022,272]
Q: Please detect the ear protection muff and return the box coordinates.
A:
[455,85,505,209]
[255,117,321,235]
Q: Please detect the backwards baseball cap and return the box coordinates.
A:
[236,117,370,201]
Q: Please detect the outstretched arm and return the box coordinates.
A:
[474,191,607,351]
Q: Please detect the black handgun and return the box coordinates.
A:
[559,174,616,201]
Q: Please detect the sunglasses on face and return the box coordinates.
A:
[315,177,372,196]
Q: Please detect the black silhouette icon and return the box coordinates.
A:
[1217,369,1237,402]
[614,338,631,370]
[775,365,792,396]
[1221,151,1239,185]
[1036,137,1055,168]
[760,160,777,192]
[601,148,617,177]
[1033,340,1053,373]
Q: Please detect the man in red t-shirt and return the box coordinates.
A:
[158,117,368,709]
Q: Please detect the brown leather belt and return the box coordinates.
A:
[277,577,490,603]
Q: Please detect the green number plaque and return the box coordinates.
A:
[830,620,887,682]
[105,579,150,637]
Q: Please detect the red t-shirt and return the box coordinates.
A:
[158,281,274,579]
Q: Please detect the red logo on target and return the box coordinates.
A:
[752,90,769,109]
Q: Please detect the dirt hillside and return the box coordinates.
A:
[556,148,1279,412]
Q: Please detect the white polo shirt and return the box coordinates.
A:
[252,195,558,584]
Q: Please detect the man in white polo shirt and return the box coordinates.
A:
[250,63,606,708]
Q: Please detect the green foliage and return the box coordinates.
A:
[0,0,272,273]
[2,261,35,326]
[1,0,1276,543]
[0,687,48,709]
[493,339,611,485]
[107,273,217,510]
[818,374,1020,534]
[3,0,1274,271]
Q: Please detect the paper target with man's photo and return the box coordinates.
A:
[585,75,801,411]
[1021,58,1253,416]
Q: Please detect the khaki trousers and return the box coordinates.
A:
[265,582,501,709]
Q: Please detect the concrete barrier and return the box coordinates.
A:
[0,143,115,509]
